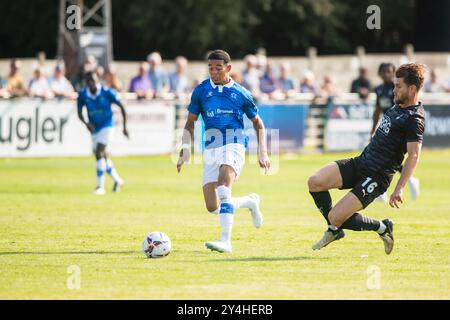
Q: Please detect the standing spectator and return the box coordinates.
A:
[242,54,261,98]
[104,64,123,92]
[147,51,169,97]
[49,63,75,99]
[129,62,154,99]
[6,59,26,97]
[300,70,319,94]
[278,61,298,97]
[424,69,442,93]
[169,56,190,96]
[28,66,53,100]
[350,66,371,99]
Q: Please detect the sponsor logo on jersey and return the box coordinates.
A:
[379,114,391,134]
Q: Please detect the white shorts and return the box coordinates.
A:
[202,143,246,186]
[92,126,114,150]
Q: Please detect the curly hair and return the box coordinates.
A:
[395,63,427,90]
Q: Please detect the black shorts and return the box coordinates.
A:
[335,158,388,209]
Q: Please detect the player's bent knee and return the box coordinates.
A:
[328,211,344,227]
[308,175,325,192]
[206,204,219,214]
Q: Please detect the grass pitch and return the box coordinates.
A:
[0,150,449,299]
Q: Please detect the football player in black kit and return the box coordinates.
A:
[308,63,426,254]
[371,63,421,202]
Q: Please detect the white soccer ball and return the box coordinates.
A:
[142,231,171,258]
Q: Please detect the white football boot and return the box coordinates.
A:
[93,187,106,195]
[205,240,232,253]
[248,193,263,228]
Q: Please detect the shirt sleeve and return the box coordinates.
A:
[242,90,258,120]
[107,88,121,104]
[406,114,425,143]
[187,85,202,115]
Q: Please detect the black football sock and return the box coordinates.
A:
[309,191,332,225]
[341,213,380,232]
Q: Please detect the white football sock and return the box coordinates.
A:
[106,158,122,183]
[217,185,234,243]
[96,158,106,188]
[233,195,253,210]
[377,221,387,234]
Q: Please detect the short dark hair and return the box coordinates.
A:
[378,62,395,76]
[207,49,231,64]
[84,71,97,81]
[395,63,427,90]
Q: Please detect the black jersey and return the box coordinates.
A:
[375,82,395,112]
[355,102,425,185]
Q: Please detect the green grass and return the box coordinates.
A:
[0,150,449,299]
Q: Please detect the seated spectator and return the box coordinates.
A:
[96,65,105,84]
[242,54,261,98]
[104,64,123,92]
[147,51,169,97]
[28,66,53,100]
[230,71,243,86]
[49,63,75,99]
[72,55,98,91]
[129,62,154,99]
[350,66,371,99]
[6,59,27,97]
[278,61,298,97]
[319,75,337,98]
[0,76,6,97]
[169,56,190,96]
[424,69,443,93]
[300,70,319,94]
[260,62,283,99]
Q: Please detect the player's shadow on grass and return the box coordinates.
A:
[0,251,139,255]
[211,256,323,262]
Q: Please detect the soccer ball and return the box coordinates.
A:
[142,231,171,258]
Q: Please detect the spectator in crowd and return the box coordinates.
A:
[424,69,442,93]
[49,63,75,99]
[445,77,450,93]
[318,75,337,99]
[300,70,319,94]
[350,66,371,99]
[6,59,26,97]
[260,62,283,99]
[129,62,154,99]
[104,64,123,92]
[230,71,243,86]
[72,55,98,91]
[242,54,261,98]
[96,65,105,84]
[28,66,53,100]
[255,53,267,78]
[0,76,6,97]
[278,61,298,97]
[169,56,190,96]
[147,51,169,97]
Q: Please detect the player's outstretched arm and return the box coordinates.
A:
[251,115,270,174]
[177,112,198,173]
[389,141,422,208]
[371,104,382,137]
[116,101,129,139]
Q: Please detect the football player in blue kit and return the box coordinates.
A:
[177,50,270,253]
[308,63,426,255]
[77,72,129,195]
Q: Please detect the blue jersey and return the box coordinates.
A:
[77,85,121,133]
[188,79,258,149]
